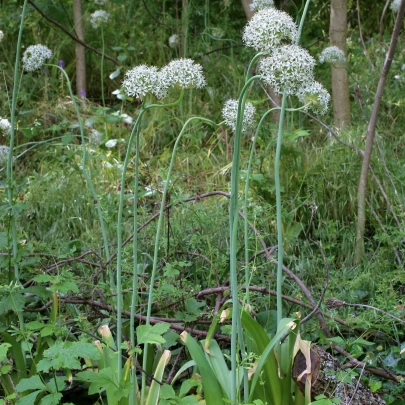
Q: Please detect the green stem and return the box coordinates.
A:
[101,26,106,109]
[140,116,219,405]
[7,0,29,285]
[116,93,184,383]
[48,64,111,267]
[275,93,287,327]
[296,0,311,45]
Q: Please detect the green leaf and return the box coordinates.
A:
[16,390,42,405]
[185,298,205,316]
[369,380,382,393]
[160,384,176,400]
[37,341,101,372]
[136,323,170,345]
[16,375,46,392]
[0,289,25,314]
[77,368,119,396]
[40,393,63,405]
[26,321,46,331]
[179,379,200,398]
[0,343,11,362]
[117,53,127,63]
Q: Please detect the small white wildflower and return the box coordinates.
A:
[394,74,400,80]
[258,45,315,95]
[160,59,206,92]
[249,0,274,11]
[168,34,179,49]
[222,99,256,133]
[319,46,346,64]
[401,64,405,71]
[94,0,107,4]
[22,44,52,72]
[104,161,114,169]
[89,10,110,29]
[0,145,10,167]
[390,0,401,12]
[0,118,11,135]
[243,8,298,53]
[122,65,164,99]
[89,129,102,146]
[296,81,331,115]
[0,31,4,42]
[105,139,117,148]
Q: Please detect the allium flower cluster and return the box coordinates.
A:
[94,0,108,4]
[249,0,274,11]
[0,31,4,42]
[123,59,206,100]
[222,99,256,133]
[319,46,346,64]
[122,65,164,99]
[0,118,11,135]
[296,82,331,115]
[243,8,298,53]
[390,0,401,12]
[0,145,9,167]
[160,59,206,90]
[258,45,315,95]
[89,10,110,28]
[168,34,179,49]
[89,129,102,146]
[22,44,52,72]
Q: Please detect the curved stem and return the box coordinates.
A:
[141,116,219,404]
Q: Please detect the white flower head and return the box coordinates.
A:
[168,34,179,49]
[0,145,10,167]
[22,44,52,72]
[250,0,274,11]
[319,46,346,64]
[122,65,165,99]
[296,81,331,115]
[105,139,117,148]
[89,129,102,146]
[243,8,298,53]
[391,0,401,12]
[89,10,110,29]
[222,99,256,133]
[0,118,11,135]
[258,45,315,95]
[159,58,206,91]
[0,31,4,42]
[94,0,108,4]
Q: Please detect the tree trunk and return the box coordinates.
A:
[354,0,405,263]
[240,0,282,123]
[293,345,386,405]
[330,0,351,128]
[73,0,86,97]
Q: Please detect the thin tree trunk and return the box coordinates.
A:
[354,0,405,263]
[73,0,86,97]
[330,0,351,128]
[240,0,282,123]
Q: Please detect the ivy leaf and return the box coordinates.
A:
[37,341,101,372]
[136,323,170,345]
[16,375,46,392]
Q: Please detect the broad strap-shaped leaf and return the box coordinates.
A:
[145,350,171,405]
[180,332,226,405]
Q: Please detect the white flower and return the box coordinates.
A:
[258,45,315,95]
[89,10,110,29]
[122,65,164,99]
[243,8,298,53]
[0,145,9,167]
[222,99,256,133]
[168,34,179,48]
[105,139,117,148]
[94,0,107,4]
[391,0,401,12]
[22,44,52,72]
[0,118,11,134]
[0,31,4,42]
[159,58,206,91]
[249,0,274,11]
[89,129,102,146]
[296,81,331,115]
[319,46,346,64]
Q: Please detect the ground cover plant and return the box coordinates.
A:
[1,0,405,404]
